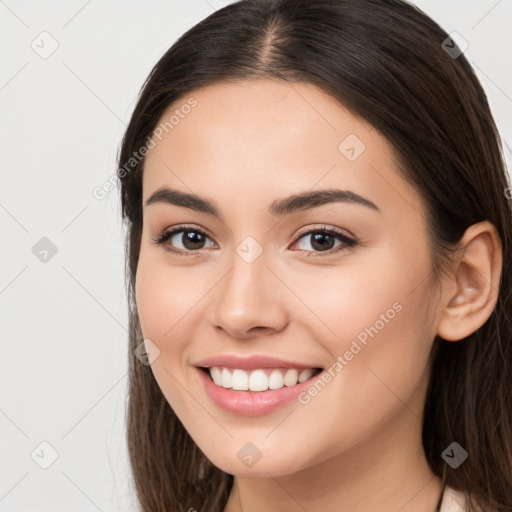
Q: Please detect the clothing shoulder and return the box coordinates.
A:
[441,486,487,512]
[440,486,466,512]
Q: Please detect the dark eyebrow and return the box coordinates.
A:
[144,186,380,219]
[269,189,380,216]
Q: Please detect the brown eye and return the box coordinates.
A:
[175,230,207,250]
[152,226,215,254]
[291,226,357,256]
[305,231,337,251]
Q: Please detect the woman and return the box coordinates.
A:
[117,0,512,510]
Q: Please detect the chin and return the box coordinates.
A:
[202,446,310,478]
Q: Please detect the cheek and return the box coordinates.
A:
[135,255,205,347]
[289,247,434,407]
[292,243,432,351]
[134,258,203,415]
[280,288,433,471]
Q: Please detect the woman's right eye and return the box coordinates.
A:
[152,226,216,255]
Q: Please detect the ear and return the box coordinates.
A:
[436,221,502,342]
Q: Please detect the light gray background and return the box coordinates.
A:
[1,1,511,510]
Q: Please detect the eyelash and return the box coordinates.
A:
[151,224,358,258]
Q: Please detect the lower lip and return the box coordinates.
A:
[195,367,321,416]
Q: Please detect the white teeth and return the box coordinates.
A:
[268,369,284,389]
[232,369,249,390]
[248,369,268,391]
[221,368,232,389]
[207,366,318,392]
[210,366,222,386]
[283,369,299,386]
[298,368,314,382]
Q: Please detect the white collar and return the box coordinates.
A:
[440,486,466,512]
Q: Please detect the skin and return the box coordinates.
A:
[135,79,502,511]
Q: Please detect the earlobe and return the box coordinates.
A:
[436,221,502,342]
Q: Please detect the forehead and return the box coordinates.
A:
[144,79,376,172]
[142,79,425,223]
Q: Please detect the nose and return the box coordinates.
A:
[212,251,289,340]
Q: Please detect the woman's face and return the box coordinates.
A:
[136,79,441,477]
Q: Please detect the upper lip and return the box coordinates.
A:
[194,355,323,370]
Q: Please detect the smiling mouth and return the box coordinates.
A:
[199,366,323,392]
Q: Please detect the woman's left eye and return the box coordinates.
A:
[291,228,357,255]
[152,225,357,257]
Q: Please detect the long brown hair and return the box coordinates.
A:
[117,1,512,510]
